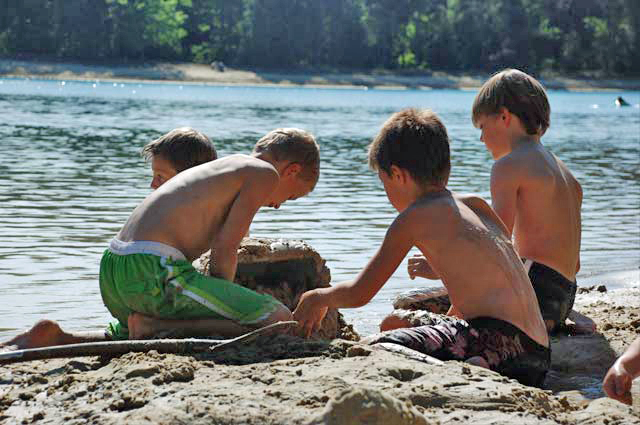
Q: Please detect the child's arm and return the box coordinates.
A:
[603,337,640,405]
[210,169,278,281]
[446,304,464,319]
[407,254,440,280]
[490,159,520,235]
[294,213,415,337]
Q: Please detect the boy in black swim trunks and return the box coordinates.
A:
[294,109,550,387]
[471,69,594,334]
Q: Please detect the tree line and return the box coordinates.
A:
[1,0,638,75]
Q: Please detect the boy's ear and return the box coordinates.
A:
[390,165,408,184]
[283,162,301,178]
[500,108,512,128]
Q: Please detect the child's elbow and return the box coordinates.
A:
[350,291,373,308]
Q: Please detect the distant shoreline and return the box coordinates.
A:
[2,58,640,91]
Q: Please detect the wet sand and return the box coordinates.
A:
[1,286,638,424]
[2,58,640,91]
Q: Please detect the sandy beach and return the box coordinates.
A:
[2,58,640,91]
[1,284,638,424]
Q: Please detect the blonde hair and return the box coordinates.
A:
[253,128,320,187]
[142,127,217,172]
[472,69,550,136]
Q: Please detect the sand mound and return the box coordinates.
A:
[197,238,358,341]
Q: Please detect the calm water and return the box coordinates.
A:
[0,78,638,339]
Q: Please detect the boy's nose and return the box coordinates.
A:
[150,178,160,190]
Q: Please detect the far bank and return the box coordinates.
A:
[2,58,640,91]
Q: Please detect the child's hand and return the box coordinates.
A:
[407,254,437,280]
[293,290,328,338]
[603,358,634,405]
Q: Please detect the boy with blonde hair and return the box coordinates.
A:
[2,128,319,348]
[471,69,593,333]
[104,127,319,339]
[294,109,550,387]
[142,127,217,190]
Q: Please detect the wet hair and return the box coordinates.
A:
[141,127,217,172]
[252,128,320,188]
[472,69,550,136]
[368,109,450,186]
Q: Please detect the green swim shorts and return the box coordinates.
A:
[99,239,283,340]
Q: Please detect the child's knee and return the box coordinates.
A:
[380,314,412,332]
[264,303,293,325]
[545,319,557,332]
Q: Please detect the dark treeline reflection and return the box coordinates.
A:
[1,0,638,75]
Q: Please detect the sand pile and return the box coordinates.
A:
[1,238,638,424]
[197,238,358,341]
[1,311,638,425]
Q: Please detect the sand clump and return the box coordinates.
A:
[197,237,358,341]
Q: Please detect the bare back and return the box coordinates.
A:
[117,155,277,261]
[493,143,582,281]
[411,192,549,348]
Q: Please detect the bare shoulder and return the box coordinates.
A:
[456,193,492,211]
[554,154,583,194]
[217,154,279,183]
[491,151,526,178]
[397,192,457,238]
[456,192,510,235]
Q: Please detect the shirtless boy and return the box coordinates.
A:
[294,109,550,387]
[142,127,217,189]
[472,69,593,333]
[2,128,318,348]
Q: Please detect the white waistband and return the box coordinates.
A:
[523,259,534,273]
[109,238,186,260]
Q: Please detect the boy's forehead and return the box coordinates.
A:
[151,155,177,172]
[473,114,493,128]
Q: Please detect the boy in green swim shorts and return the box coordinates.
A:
[104,127,319,340]
[1,127,220,350]
[1,128,318,348]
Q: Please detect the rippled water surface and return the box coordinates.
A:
[0,79,638,338]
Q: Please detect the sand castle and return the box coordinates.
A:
[196,237,358,341]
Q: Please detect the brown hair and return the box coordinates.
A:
[252,128,320,187]
[472,69,550,136]
[368,109,450,186]
[142,127,217,172]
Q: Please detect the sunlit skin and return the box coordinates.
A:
[603,337,640,405]
[474,108,582,282]
[150,155,179,190]
[0,153,308,347]
[474,108,589,332]
[117,151,316,339]
[294,164,549,351]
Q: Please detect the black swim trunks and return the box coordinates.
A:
[524,260,577,331]
[369,313,550,388]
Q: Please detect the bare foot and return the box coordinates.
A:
[1,320,69,349]
[566,309,597,334]
[379,314,412,332]
[465,356,490,369]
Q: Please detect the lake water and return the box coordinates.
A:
[0,78,638,339]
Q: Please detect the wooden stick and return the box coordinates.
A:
[0,321,297,365]
[373,342,444,365]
